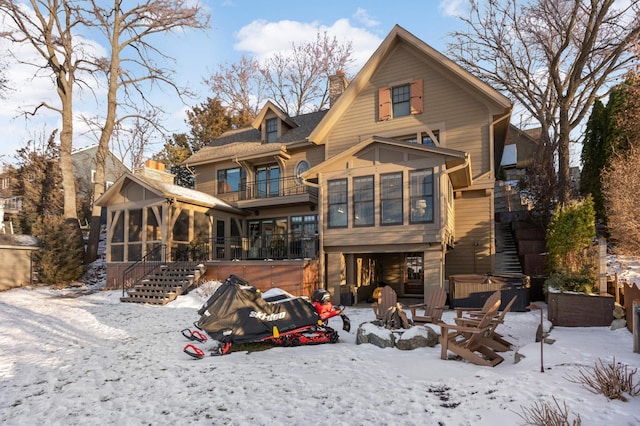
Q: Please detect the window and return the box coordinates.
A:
[378,80,423,121]
[392,84,411,117]
[266,118,278,142]
[255,164,280,197]
[422,131,439,146]
[353,176,374,227]
[295,160,310,183]
[403,131,439,146]
[380,173,403,225]
[328,179,348,228]
[217,167,245,194]
[410,169,434,223]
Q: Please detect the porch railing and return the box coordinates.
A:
[217,176,318,203]
[121,244,166,296]
[211,233,318,261]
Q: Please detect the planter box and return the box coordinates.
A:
[547,292,614,327]
[449,274,530,312]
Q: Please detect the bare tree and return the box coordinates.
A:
[204,55,265,126]
[449,0,640,205]
[206,32,354,118]
[0,0,90,224]
[81,0,209,263]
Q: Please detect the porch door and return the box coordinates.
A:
[256,165,280,198]
[404,253,424,295]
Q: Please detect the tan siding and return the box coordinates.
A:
[445,190,494,276]
[326,44,493,178]
[194,163,217,195]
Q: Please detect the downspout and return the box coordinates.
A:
[300,177,324,291]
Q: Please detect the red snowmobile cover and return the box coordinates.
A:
[196,275,322,344]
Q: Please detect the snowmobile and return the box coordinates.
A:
[182,275,351,359]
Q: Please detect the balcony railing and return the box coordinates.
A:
[211,233,318,261]
[1,196,22,213]
[216,176,318,203]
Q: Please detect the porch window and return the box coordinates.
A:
[217,167,245,194]
[410,169,434,223]
[380,172,403,225]
[256,164,280,198]
[128,209,143,261]
[110,211,124,261]
[353,175,374,227]
[328,179,348,228]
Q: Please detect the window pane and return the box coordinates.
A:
[392,85,410,117]
[410,169,434,223]
[173,209,190,242]
[146,207,160,241]
[380,173,403,225]
[112,211,124,243]
[353,176,374,226]
[128,209,142,242]
[328,179,348,228]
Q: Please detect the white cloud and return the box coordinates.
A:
[438,0,466,17]
[233,18,382,73]
[353,8,380,27]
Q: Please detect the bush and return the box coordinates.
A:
[566,358,640,402]
[35,216,84,285]
[517,396,581,425]
[545,197,597,290]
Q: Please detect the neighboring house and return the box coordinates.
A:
[96,25,513,302]
[71,145,129,224]
[499,126,540,182]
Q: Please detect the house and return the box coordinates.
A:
[96,25,512,303]
[71,145,129,224]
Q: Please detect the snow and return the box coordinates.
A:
[1,259,639,425]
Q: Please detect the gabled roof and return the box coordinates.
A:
[251,100,298,130]
[308,24,512,143]
[301,136,472,189]
[95,171,244,214]
[183,110,327,166]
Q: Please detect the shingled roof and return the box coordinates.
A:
[183,109,328,166]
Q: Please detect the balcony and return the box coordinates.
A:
[216,177,318,209]
[1,197,22,214]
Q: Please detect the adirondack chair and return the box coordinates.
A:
[408,287,447,324]
[371,286,397,320]
[439,298,503,367]
[454,290,501,319]
[455,295,518,352]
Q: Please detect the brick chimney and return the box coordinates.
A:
[329,71,349,107]
[136,159,175,184]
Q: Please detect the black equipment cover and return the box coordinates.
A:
[196,275,321,343]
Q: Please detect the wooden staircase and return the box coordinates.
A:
[120,262,206,305]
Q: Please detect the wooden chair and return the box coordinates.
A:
[409,287,447,324]
[439,298,503,367]
[454,290,501,319]
[371,286,397,320]
[455,295,518,352]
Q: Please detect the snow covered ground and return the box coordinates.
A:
[1,276,639,426]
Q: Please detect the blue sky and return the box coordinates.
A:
[0,1,467,166]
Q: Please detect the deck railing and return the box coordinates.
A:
[217,176,318,203]
[212,233,318,261]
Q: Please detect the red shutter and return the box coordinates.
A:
[410,79,423,114]
[378,87,391,121]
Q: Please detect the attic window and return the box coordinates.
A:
[266,118,278,143]
[378,80,423,121]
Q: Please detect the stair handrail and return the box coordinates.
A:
[122,244,166,297]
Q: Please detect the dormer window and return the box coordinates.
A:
[266,118,278,143]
